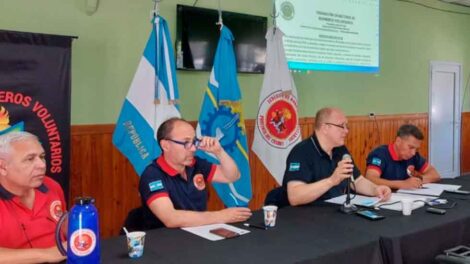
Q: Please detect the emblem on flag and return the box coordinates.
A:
[256,91,300,148]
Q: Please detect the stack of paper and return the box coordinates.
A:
[397,183,461,197]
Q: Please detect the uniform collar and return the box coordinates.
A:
[0,182,49,200]
[156,155,196,177]
[388,143,400,161]
[311,134,343,159]
[311,134,327,157]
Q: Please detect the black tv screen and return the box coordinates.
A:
[176,5,267,74]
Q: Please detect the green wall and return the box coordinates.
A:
[1,0,469,124]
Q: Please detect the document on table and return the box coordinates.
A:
[181,223,250,241]
[325,194,381,208]
[325,193,430,211]
[378,193,429,211]
[397,183,461,196]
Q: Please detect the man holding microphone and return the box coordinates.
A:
[282,107,391,206]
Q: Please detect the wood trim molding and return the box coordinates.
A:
[70,112,469,238]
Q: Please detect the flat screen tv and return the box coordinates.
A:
[176,5,267,74]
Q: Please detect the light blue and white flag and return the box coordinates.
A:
[196,27,252,207]
[113,16,180,176]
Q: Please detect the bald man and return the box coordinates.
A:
[282,107,391,206]
[139,118,252,229]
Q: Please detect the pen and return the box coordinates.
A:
[243,223,267,230]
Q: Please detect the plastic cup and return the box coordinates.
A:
[401,199,413,216]
[263,205,278,227]
[126,231,146,258]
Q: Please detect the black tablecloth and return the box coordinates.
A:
[101,177,470,264]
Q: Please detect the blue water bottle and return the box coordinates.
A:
[56,197,100,264]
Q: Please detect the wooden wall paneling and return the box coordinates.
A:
[71,125,141,238]
[72,112,464,238]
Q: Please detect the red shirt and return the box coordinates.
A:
[0,177,66,248]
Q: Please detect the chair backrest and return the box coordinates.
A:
[264,187,290,208]
[435,255,470,264]
[121,207,146,234]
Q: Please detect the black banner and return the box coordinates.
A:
[0,30,73,200]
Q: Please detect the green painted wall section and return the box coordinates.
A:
[0,0,469,124]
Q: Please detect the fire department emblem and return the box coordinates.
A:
[49,200,63,221]
[0,105,24,134]
[193,174,206,191]
[256,91,300,148]
[70,228,97,256]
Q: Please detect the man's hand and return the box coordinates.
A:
[198,136,223,156]
[218,207,252,223]
[42,245,67,263]
[374,185,391,201]
[329,159,353,186]
[400,177,423,189]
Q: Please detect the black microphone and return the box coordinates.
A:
[340,153,358,214]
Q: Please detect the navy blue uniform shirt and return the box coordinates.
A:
[139,155,216,228]
[282,135,360,203]
[366,144,428,181]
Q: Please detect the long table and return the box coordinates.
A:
[101,177,470,264]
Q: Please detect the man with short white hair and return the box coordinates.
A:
[0,131,66,264]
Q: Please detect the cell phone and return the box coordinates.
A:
[426,207,446,215]
[355,210,385,221]
[427,199,447,206]
[444,189,470,195]
[209,228,240,239]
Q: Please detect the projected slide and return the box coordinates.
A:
[275,0,380,73]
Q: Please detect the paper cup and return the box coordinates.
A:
[401,199,413,216]
[263,205,278,227]
[126,231,146,258]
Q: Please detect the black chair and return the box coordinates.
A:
[121,207,146,235]
[264,187,290,208]
[435,255,470,264]
[435,245,470,264]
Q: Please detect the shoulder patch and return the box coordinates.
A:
[289,162,300,172]
[371,157,382,166]
[149,180,164,192]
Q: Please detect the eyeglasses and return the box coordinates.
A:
[325,122,349,130]
[165,138,201,150]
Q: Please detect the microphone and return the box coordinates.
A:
[340,153,358,214]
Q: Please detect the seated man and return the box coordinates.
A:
[365,124,440,189]
[139,118,252,228]
[0,131,66,263]
[282,107,391,206]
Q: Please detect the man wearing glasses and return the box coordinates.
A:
[364,124,440,189]
[139,117,252,228]
[282,107,391,206]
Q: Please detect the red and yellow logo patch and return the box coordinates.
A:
[193,174,206,191]
[49,200,63,221]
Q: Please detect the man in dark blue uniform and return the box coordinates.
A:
[139,118,251,228]
[282,107,391,206]
[365,124,440,190]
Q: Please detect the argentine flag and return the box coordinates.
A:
[113,16,180,176]
[196,27,252,207]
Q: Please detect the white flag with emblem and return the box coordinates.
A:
[252,27,301,185]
